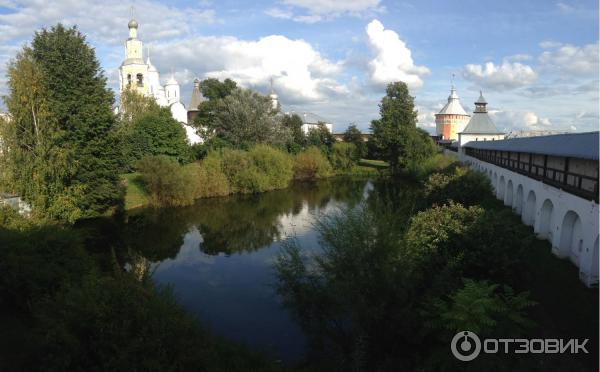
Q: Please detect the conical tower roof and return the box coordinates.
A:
[437,84,469,116]
[188,78,205,111]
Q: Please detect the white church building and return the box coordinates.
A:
[118,18,202,144]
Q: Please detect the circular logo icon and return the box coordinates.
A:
[451,331,481,361]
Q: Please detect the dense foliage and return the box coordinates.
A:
[370,82,436,173]
[1,25,121,221]
[293,146,333,180]
[204,88,290,148]
[137,156,197,207]
[343,124,367,158]
[117,90,191,169]
[330,142,359,171]
[275,158,540,371]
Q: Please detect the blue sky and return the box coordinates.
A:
[0,0,598,133]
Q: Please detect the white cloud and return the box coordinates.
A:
[149,34,346,104]
[0,0,215,45]
[266,0,383,22]
[539,40,563,49]
[265,8,322,23]
[538,42,599,76]
[281,0,382,15]
[365,19,429,89]
[462,61,538,91]
[488,110,552,131]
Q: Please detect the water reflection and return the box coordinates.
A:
[120,178,372,362]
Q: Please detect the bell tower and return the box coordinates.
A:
[119,10,148,96]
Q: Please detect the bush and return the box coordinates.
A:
[202,146,293,195]
[424,167,492,206]
[137,156,197,207]
[330,142,358,171]
[247,145,294,190]
[194,154,231,198]
[293,146,332,181]
[407,153,458,181]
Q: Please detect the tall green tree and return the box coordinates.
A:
[342,124,367,158]
[208,88,290,148]
[192,78,237,129]
[1,48,81,222]
[131,109,191,164]
[370,82,435,173]
[2,24,122,221]
[31,24,121,217]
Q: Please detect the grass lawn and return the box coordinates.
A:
[121,173,149,210]
[359,159,389,169]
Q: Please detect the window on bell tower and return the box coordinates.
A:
[127,74,132,87]
[136,74,143,87]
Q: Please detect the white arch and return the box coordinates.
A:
[538,199,554,241]
[497,176,505,200]
[558,211,583,264]
[505,180,514,207]
[492,172,498,190]
[522,190,536,226]
[514,184,524,215]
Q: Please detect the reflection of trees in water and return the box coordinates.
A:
[123,178,370,259]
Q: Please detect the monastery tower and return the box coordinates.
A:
[435,80,470,141]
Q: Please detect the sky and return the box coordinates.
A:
[0,0,598,133]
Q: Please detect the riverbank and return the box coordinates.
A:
[121,157,388,210]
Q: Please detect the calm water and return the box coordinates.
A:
[123,178,374,362]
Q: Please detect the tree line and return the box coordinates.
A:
[0,23,435,223]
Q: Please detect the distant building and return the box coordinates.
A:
[292,112,333,134]
[118,17,201,144]
[435,83,470,141]
[458,91,505,147]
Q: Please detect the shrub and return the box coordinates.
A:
[194,154,231,198]
[407,153,458,181]
[293,146,332,181]
[247,145,294,190]
[424,167,492,206]
[330,142,358,171]
[137,156,197,207]
[206,146,293,194]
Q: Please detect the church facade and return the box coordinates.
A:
[119,18,202,144]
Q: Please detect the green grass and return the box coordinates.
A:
[121,173,149,210]
[358,159,389,169]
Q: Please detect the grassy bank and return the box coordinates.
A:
[122,155,389,211]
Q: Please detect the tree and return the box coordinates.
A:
[306,123,335,154]
[192,78,237,129]
[31,24,121,217]
[281,113,306,153]
[0,48,82,222]
[370,82,435,173]
[200,78,237,101]
[330,142,358,171]
[2,24,121,220]
[343,124,367,159]
[208,88,290,148]
[131,109,191,164]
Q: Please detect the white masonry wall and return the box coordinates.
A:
[462,154,599,287]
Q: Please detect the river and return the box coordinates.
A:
[120,178,378,362]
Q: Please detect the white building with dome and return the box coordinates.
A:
[118,18,201,144]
